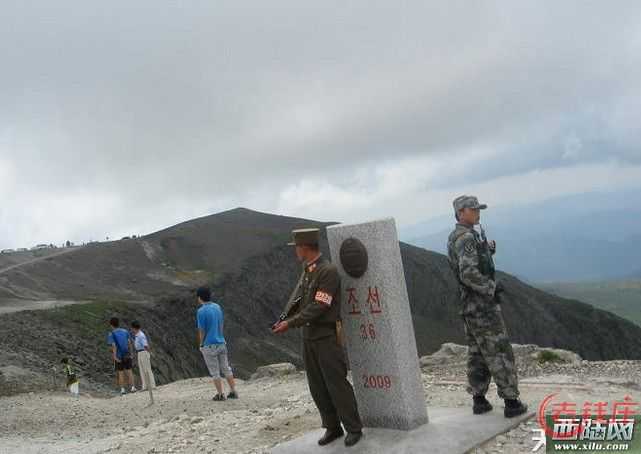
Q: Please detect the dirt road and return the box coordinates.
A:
[0,299,89,315]
[0,247,81,276]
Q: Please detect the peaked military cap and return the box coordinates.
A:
[453,195,488,214]
[288,228,321,246]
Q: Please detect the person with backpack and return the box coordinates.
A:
[107,317,137,395]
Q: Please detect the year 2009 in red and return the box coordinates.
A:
[362,374,392,390]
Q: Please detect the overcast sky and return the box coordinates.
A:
[1,1,640,248]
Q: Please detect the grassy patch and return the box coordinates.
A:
[537,350,564,364]
[40,299,130,339]
[174,270,216,285]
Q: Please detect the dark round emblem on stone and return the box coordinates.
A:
[339,237,368,278]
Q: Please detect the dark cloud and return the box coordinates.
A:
[1,1,640,248]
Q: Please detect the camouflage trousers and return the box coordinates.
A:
[461,302,520,399]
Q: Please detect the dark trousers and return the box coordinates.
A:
[303,336,363,433]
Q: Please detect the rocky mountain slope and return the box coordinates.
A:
[0,209,326,302]
[2,208,641,397]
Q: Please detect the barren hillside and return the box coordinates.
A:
[2,208,641,398]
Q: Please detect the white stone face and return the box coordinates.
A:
[327,218,428,430]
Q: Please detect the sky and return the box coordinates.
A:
[1,1,640,249]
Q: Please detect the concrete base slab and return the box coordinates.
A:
[271,407,535,454]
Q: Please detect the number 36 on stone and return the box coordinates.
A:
[359,322,376,340]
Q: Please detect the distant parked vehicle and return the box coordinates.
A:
[16,248,28,252]
[121,236,131,240]
[31,244,50,251]
[1,249,15,254]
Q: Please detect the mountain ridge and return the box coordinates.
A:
[1,207,640,397]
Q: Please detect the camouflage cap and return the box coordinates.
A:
[288,228,320,246]
[453,195,488,213]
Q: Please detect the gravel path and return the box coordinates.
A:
[1,358,639,454]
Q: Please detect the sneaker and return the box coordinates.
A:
[120,388,126,396]
[227,391,239,399]
[212,394,226,401]
[130,386,137,393]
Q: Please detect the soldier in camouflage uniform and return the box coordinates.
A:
[447,195,528,418]
[272,228,363,448]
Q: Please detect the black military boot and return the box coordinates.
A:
[318,427,344,446]
[344,431,363,447]
[504,399,528,418]
[473,395,493,415]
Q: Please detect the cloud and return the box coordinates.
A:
[277,156,641,228]
[1,1,640,248]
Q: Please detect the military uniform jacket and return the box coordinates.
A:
[447,223,497,315]
[286,255,341,340]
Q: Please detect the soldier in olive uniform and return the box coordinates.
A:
[447,195,528,418]
[272,228,363,447]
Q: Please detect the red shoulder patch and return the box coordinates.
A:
[315,291,333,306]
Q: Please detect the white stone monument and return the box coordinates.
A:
[326,218,428,430]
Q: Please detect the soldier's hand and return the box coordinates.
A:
[488,240,496,254]
[272,320,289,334]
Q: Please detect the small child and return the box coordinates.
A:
[61,358,80,398]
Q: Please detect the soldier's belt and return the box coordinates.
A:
[305,322,337,328]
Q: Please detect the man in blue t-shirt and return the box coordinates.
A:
[196,286,238,401]
[107,317,136,395]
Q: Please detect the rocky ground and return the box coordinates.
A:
[0,344,639,454]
